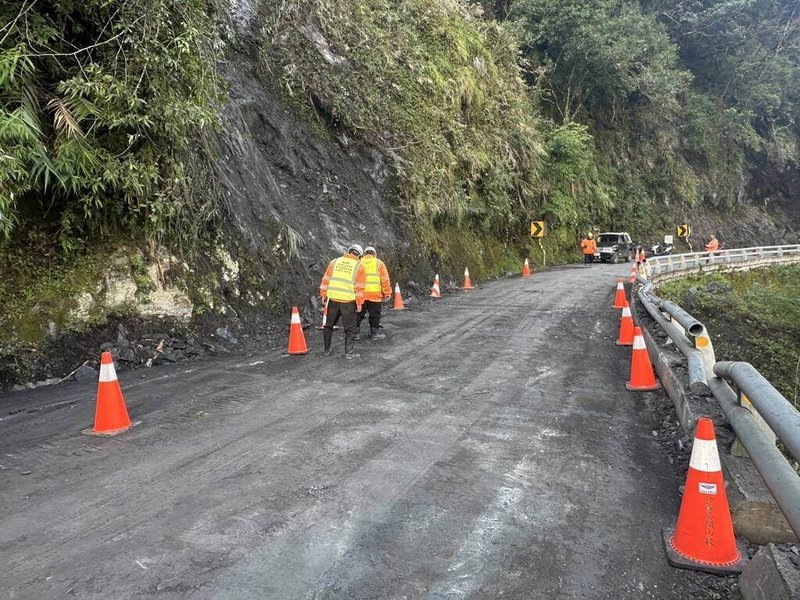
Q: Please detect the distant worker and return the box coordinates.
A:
[636,245,646,264]
[356,246,392,340]
[320,244,366,359]
[581,233,597,266]
[705,235,719,253]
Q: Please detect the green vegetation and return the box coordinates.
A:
[1,0,798,383]
[0,0,222,248]
[659,265,800,408]
[261,0,544,237]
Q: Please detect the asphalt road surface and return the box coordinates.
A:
[1,263,735,599]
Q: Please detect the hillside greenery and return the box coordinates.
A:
[2,0,798,255]
[0,0,222,251]
[659,265,800,409]
[0,1,798,327]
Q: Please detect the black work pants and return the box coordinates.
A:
[584,254,594,265]
[324,300,358,352]
[356,300,382,330]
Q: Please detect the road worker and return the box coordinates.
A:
[320,244,366,359]
[705,235,719,252]
[355,246,392,340]
[580,232,597,266]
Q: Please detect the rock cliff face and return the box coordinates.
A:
[211,55,403,310]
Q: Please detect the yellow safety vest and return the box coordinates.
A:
[361,255,382,294]
[326,256,359,302]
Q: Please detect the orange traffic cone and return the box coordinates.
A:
[616,300,634,346]
[626,327,660,391]
[461,268,473,290]
[613,278,627,309]
[287,306,309,355]
[82,352,133,436]
[663,417,746,574]
[431,274,441,298]
[522,258,531,278]
[391,283,407,311]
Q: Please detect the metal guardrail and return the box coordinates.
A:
[634,245,800,539]
[645,244,800,281]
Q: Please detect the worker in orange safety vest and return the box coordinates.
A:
[320,244,367,359]
[705,235,719,252]
[581,233,597,266]
[355,246,392,340]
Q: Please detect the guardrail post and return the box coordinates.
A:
[693,326,716,378]
[777,246,784,258]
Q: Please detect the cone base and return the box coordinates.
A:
[626,381,661,391]
[288,349,310,356]
[521,275,531,278]
[82,420,139,437]
[390,307,408,311]
[662,528,746,575]
[613,303,625,309]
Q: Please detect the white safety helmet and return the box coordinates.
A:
[347,243,364,257]
[364,246,377,255]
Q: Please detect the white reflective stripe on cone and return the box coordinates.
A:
[622,306,631,317]
[689,438,722,472]
[395,283,400,292]
[633,335,646,350]
[617,282,624,289]
[99,362,117,383]
[291,310,301,324]
[464,268,469,276]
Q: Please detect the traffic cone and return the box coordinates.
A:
[626,327,660,391]
[613,278,627,309]
[663,418,746,574]
[287,306,309,355]
[82,352,133,436]
[391,283,407,311]
[628,265,637,283]
[461,268,473,290]
[431,274,441,298]
[522,258,531,278]
[616,300,634,346]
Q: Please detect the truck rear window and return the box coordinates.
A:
[598,235,621,245]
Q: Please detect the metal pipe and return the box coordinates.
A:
[709,377,800,539]
[637,288,709,395]
[714,361,800,462]
[657,301,704,336]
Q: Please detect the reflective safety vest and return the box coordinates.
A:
[361,255,382,295]
[326,255,360,302]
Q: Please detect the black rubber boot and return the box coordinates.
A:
[322,329,333,356]
[344,337,360,359]
[370,327,385,340]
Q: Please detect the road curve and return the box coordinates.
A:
[0,264,729,599]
